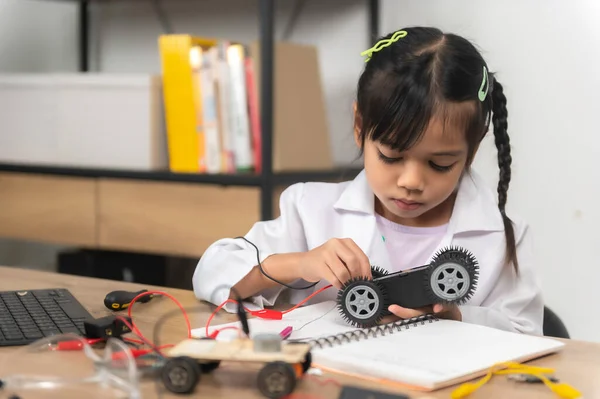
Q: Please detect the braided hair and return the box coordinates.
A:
[355,27,519,274]
[490,79,518,273]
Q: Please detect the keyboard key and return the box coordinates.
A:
[0,288,94,347]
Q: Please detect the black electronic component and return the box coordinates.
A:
[83,315,132,339]
[104,289,155,311]
[338,385,410,399]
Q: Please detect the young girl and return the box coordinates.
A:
[193,26,544,335]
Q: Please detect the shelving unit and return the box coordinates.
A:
[0,0,381,285]
[6,0,378,221]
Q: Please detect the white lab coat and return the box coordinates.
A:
[193,169,544,335]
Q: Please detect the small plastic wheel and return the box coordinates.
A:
[199,361,220,373]
[284,342,312,374]
[161,356,201,394]
[425,247,479,305]
[301,351,312,373]
[257,361,297,399]
[337,278,386,328]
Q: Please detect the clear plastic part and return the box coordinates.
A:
[0,333,141,399]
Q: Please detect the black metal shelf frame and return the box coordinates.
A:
[19,0,380,220]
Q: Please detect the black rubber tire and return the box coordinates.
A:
[284,342,312,374]
[424,247,479,305]
[199,361,221,373]
[301,351,312,373]
[161,356,201,395]
[257,361,297,399]
[337,278,387,328]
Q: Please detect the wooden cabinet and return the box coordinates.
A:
[97,179,261,257]
[0,170,348,258]
[0,173,96,246]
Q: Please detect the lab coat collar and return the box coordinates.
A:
[333,169,504,234]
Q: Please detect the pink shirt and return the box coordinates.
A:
[375,214,448,272]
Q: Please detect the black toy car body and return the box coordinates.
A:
[337,246,479,328]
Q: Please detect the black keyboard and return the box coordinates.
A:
[0,288,94,347]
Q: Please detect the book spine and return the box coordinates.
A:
[244,55,262,174]
[199,47,221,174]
[227,44,254,171]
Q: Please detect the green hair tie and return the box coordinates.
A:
[360,30,408,62]
[478,66,489,101]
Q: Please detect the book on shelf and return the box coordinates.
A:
[158,34,332,175]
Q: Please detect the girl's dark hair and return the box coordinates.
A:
[356,27,518,273]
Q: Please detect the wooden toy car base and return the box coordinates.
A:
[167,338,309,364]
[161,337,312,399]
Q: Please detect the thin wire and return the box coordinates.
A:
[235,236,318,290]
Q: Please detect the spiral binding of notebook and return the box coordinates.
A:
[305,313,439,349]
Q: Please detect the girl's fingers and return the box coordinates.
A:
[433,304,447,313]
[388,304,433,319]
[340,238,372,279]
[322,262,344,289]
[324,253,351,285]
[333,241,362,280]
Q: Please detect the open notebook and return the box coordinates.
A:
[192,301,564,391]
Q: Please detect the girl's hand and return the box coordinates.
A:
[296,238,372,289]
[386,303,462,321]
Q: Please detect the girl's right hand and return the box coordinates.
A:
[296,238,372,289]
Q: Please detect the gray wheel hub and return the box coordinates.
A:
[430,262,470,301]
[344,285,379,320]
[168,367,189,387]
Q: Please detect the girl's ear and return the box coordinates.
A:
[353,101,362,149]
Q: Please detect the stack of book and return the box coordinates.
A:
[158,34,333,175]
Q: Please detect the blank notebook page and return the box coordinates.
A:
[312,318,565,390]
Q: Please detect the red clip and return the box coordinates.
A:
[250,309,283,320]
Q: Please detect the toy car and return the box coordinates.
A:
[160,334,312,399]
[337,246,479,328]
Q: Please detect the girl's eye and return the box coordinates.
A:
[377,150,402,164]
[429,162,455,172]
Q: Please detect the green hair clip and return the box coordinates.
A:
[478,66,489,101]
[360,30,408,62]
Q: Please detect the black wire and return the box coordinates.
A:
[235,236,318,290]
[282,0,307,41]
[150,0,174,34]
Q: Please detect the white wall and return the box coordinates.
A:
[382,0,600,342]
[0,0,78,72]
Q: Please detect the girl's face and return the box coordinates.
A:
[356,117,470,227]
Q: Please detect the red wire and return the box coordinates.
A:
[120,284,334,355]
[281,284,333,314]
[125,290,192,348]
[204,284,334,337]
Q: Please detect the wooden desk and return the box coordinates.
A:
[0,265,597,399]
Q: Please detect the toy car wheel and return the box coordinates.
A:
[285,342,312,374]
[257,361,297,399]
[337,278,386,328]
[426,247,479,304]
[200,361,220,373]
[161,356,201,394]
[370,265,389,279]
[301,351,312,373]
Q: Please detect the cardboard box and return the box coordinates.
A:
[0,73,168,171]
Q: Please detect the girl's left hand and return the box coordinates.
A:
[386,303,462,321]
